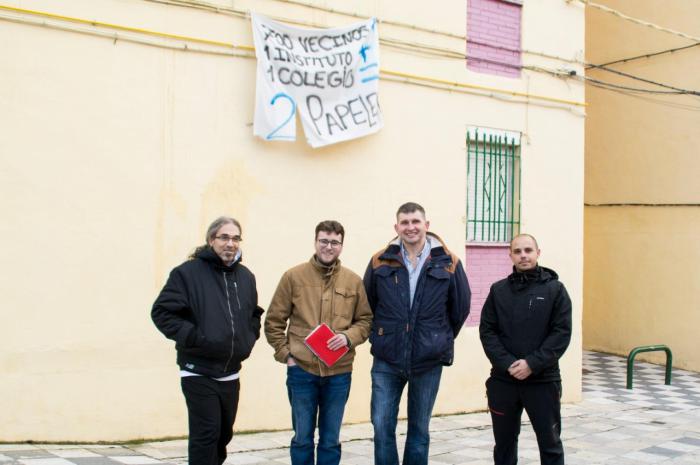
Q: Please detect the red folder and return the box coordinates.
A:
[304,323,349,367]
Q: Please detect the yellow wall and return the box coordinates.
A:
[585,207,700,369]
[585,1,700,369]
[1,0,584,440]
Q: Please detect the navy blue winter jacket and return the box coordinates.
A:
[363,233,471,374]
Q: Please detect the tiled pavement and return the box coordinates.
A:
[3,351,700,464]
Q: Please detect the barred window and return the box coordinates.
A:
[466,127,521,243]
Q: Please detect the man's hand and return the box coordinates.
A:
[508,359,532,380]
[286,355,297,367]
[327,334,349,351]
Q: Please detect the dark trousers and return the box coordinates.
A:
[486,377,563,465]
[181,376,240,465]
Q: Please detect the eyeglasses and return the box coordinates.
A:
[318,239,342,248]
[215,235,242,243]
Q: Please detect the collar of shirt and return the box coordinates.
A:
[400,237,431,272]
[224,249,242,267]
[400,237,431,308]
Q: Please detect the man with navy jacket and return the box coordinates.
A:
[364,202,471,465]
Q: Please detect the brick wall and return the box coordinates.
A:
[465,244,512,326]
[466,0,522,78]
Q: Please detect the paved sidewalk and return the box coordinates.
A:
[3,351,700,464]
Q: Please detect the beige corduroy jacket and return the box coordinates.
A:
[264,257,373,376]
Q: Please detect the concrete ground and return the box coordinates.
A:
[3,351,700,464]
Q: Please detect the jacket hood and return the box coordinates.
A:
[195,246,242,271]
[507,265,558,290]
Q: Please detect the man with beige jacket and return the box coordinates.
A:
[265,220,372,465]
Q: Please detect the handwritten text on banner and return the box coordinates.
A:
[252,13,383,148]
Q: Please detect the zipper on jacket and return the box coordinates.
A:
[233,281,242,309]
[222,272,236,372]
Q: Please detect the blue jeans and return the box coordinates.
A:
[286,365,351,465]
[371,358,443,465]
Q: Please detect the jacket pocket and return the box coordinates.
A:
[288,324,314,364]
[413,322,454,365]
[374,266,403,310]
[418,267,451,310]
[180,334,230,360]
[426,267,450,280]
[233,305,262,362]
[369,322,401,364]
[235,325,255,362]
[514,293,550,325]
[332,287,357,329]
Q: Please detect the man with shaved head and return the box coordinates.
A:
[479,234,572,465]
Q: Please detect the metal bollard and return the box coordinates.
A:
[626,345,672,389]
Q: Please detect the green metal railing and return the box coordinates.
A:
[466,130,520,242]
[626,345,673,389]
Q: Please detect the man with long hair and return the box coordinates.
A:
[152,216,263,465]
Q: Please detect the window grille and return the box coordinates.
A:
[466,128,521,242]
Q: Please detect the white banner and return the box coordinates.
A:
[252,13,383,148]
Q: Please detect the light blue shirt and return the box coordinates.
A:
[401,237,431,308]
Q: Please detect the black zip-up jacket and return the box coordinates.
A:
[152,248,263,378]
[479,266,572,383]
[364,233,471,375]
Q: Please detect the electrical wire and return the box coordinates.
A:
[587,84,700,112]
[381,69,585,107]
[139,0,700,99]
[0,4,586,109]
[148,0,566,63]
[0,2,583,83]
[586,203,700,207]
[142,0,585,65]
[579,1,700,98]
[270,0,700,102]
[575,0,700,43]
[141,0,248,19]
[0,3,246,50]
[6,2,691,100]
[142,0,584,70]
[589,42,700,68]
[583,77,691,95]
[586,64,700,96]
[0,8,255,58]
[5,1,696,111]
[275,0,466,40]
[13,0,691,101]
[379,72,586,114]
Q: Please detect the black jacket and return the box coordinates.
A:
[479,266,571,383]
[152,247,263,378]
[364,233,471,374]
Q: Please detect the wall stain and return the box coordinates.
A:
[199,159,264,234]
